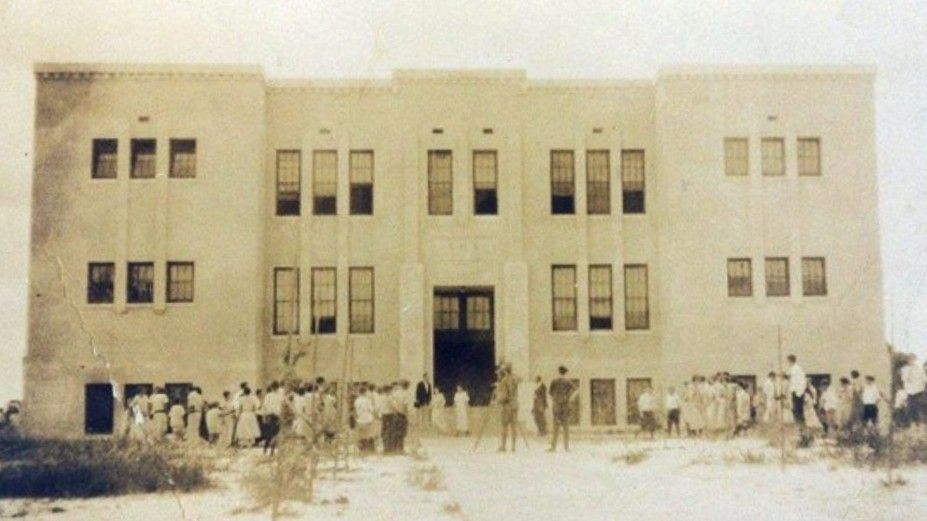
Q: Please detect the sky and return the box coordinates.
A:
[0,0,925,404]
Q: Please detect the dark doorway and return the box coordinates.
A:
[433,287,495,406]
[84,383,114,435]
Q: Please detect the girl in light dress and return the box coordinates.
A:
[432,388,448,434]
[235,387,261,447]
[168,400,187,441]
[127,393,149,442]
[219,391,236,447]
[454,385,470,435]
[683,379,705,436]
[292,387,310,439]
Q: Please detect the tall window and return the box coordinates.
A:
[166,262,194,303]
[621,150,645,214]
[276,150,301,216]
[130,139,156,179]
[313,150,338,215]
[590,379,617,426]
[586,150,610,214]
[127,262,154,304]
[87,262,115,304]
[84,383,114,435]
[273,267,299,335]
[473,150,498,215]
[727,258,753,297]
[169,139,196,178]
[724,138,749,176]
[349,267,374,333]
[802,257,827,296]
[349,150,374,215]
[92,139,118,179]
[428,150,453,215]
[311,267,337,334]
[798,138,821,176]
[552,265,577,331]
[765,257,790,296]
[550,150,575,214]
[624,264,649,330]
[588,264,613,330]
[761,138,785,176]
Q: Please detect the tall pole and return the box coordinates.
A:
[887,293,896,486]
[777,325,785,471]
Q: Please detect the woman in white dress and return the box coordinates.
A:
[219,391,236,447]
[453,385,470,436]
[235,388,261,447]
[292,388,309,439]
[431,388,447,434]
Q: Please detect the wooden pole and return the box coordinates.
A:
[777,325,785,471]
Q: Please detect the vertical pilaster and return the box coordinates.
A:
[399,262,425,381]
[503,262,530,379]
[114,131,130,314]
[153,132,169,314]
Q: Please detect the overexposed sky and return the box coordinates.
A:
[0,0,925,404]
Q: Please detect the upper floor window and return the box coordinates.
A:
[130,139,156,179]
[550,150,575,215]
[802,257,827,296]
[349,267,374,333]
[552,265,577,331]
[127,262,154,304]
[724,138,749,176]
[169,139,196,178]
[273,267,299,335]
[621,150,645,214]
[428,150,453,215]
[727,258,753,297]
[473,150,498,215]
[275,150,301,216]
[761,138,785,177]
[92,139,118,179]
[765,257,790,296]
[589,264,613,330]
[798,138,821,176]
[313,150,338,215]
[624,264,650,330]
[349,151,374,215]
[87,262,115,304]
[311,267,337,334]
[586,150,610,215]
[166,261,194,303]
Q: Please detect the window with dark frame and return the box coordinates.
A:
[550,150,575,214]
[473,150,498,215]
[624,264,649,330]
[312,267,337,334]
[586,150,610,214]
[727,258,753,297]
[552,265,577,331]
[802,257,827,296]
[724,138,749,176]
[313,150,338,215]
[126,262,154,304]
[434,294,460,330]
[590,378,617,426]
[621,150,645,214]
[92,139,118,179]
[765,257,790,296]
[275,150,301,216]
[130,139,156,179]
[466,295,493,331]
[87,262,115,304]
[349,267,374,334]
[169,139,196,178]
[761,138,785,176]
[84,383,114,435]
[798,138,821,176]
[588,264,613,330]
[123,383,153,407]
[349,150,374,215]
[273,267,299,335]
[166,262,194,303]
[428,150,453,215]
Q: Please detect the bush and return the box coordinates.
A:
[0,433,210,498]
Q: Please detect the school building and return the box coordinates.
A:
[23,63,887,437]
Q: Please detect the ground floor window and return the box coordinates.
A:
[625,377,652,425]
[124,383,153,407]
[590,378,617,426]
[312,267,337,334]
[85,383,114,435]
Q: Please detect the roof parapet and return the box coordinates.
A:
[658,64,877,80]
[34,62,264,80]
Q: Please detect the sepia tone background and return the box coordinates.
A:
[1,0,926,406]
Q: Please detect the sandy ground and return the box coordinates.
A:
[2,434,927,520]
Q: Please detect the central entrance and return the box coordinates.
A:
[433,287,495,406]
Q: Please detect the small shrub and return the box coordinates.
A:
[614,448,649,465]
[408,464,444,491]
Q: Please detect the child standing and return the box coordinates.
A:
[637,385,656,439]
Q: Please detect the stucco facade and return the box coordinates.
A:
[24,63,887,437]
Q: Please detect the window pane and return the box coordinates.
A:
[798,138,821,176]
[428,150,453,215]
[473,151,498,215]
[87,262,115,304]
[92,139,118,179]
[313,150,338,215]
[349,151,374,215]
[724,138,749,176]
[552,265,577,331]
[434,295,460,330]
[551,150,575,214]
[349,267,374,333]
[273,267,299,335]
[169,139,196,178]
[765,258,790,296]
[312,268,337,333]
[589,265,613,330]
[621,150,645,214]
[466,295,492,330]
[587,150,610,215]
[802,257,827,296]
[761,138,785,176]
[276,150,301,216]
[167,262,194,303]
[624,265,649,330]
[727,258,753,297]
[127,262,154,303]
[130,139,156,179]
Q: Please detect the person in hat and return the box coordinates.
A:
[548,366,577,452]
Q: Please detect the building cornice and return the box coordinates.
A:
[658,64,877,81]
[267,78,394,93]
[34,63,264,81]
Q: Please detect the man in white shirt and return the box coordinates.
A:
[354,385,376,453]
[665,387,681,437]
[261,382,283,455]
[901,355,927,425]
[786,355,807,427]
[861,375,884,429]
[636,385,656,439]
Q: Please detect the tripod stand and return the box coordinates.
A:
[471,403,531,451]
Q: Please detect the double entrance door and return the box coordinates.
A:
[433,287,495,406]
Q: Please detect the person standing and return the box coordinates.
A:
[847,370,864,432]
[354,385,376,453]
[235,387,261,448]
[548,366,577,452]
[415,373,433,428]
[453,385,470,436]
[532,376,548,436]
[761,372,778,424]
[262,382,283,455]
[786,355,810,445]
[187,386,205,443]
[636,385,656,439]
[394,380,412,453]
[168,399,186,441]
[205,402,220,444]
[819,381,840,436]
[665,386,681,437]
[149,387,170,441]
[431,387,447,435]
[901,355,926,425]
[861,375,885,431]
[495,364,519,452]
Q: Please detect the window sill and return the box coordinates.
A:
[624,329,652,335]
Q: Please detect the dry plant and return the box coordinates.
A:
[408,464,445,491]
[242,436,319,520]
